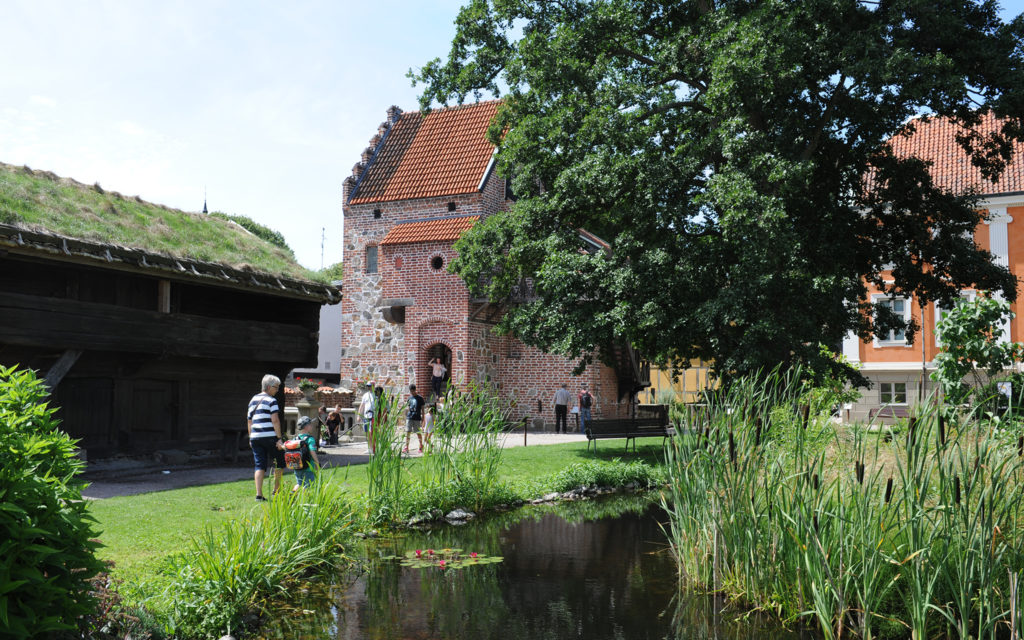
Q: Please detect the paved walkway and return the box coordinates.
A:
[81,431,588,500]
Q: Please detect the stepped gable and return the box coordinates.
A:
[348,101,501,205]
[887,112,1024,196]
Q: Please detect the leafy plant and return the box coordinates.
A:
[933,294,1023,404]
[0,365,105,638]
[161,479,355,638]
[548,459,662,492]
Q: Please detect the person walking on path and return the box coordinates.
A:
[291,416,321,491]
[430,357,447,399]
[578,384,593,434]
[403,384,425,454]
[553,383,572,434]
[358,382,376,455]
[247,374,286,501]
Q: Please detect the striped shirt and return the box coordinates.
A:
[247,392,280,439]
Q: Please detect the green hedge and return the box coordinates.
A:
[0,366,104,638]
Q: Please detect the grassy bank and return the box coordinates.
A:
[88,439,667,587]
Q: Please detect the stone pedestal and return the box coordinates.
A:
[296,394,318,440]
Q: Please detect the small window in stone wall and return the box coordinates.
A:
[431,255,444,270]
[366,246,378,274]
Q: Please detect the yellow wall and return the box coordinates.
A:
[644,360,715,404]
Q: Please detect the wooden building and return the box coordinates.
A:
[0,170,339,457]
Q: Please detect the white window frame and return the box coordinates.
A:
[879,382,909,405]
[872,293,912,346]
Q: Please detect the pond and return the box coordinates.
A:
[255,495,803,639]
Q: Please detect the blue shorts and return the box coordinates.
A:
[294,468,316,487]
[251,438,285,472]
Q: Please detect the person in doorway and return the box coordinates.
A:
[553,383,572,434]
[403,384,425,454]
[247,374,286,501]
[578,384,593,434]
[358,381,376,455]
[430,357,447,398]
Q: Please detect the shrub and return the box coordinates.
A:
[208,211,293,255]
[548,460,663,492]
[0,365,105,638]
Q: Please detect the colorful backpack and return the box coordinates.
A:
[282,438,308,470]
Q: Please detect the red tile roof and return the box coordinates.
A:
[887,113,1024,195]
[378,215,480,246]
[349,101,501,205]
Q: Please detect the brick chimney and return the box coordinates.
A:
[386,105,403,125]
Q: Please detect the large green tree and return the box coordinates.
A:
[412,0,1024,383]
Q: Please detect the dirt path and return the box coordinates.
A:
[81,432,588,499]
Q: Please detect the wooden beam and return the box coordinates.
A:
[43,349,82,389]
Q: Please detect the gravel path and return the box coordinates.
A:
[81,431,589,500]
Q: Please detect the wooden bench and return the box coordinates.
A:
[585,417,675,454]
[868,406,910,420]
[220,427,248,463]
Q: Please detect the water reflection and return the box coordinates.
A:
[256,496,802,640]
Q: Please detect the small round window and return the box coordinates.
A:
[431,256,444,270]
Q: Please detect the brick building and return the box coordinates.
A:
[340,101,639,425]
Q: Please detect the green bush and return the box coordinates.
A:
[0,365,104,638]
[208,211,293,255]
[548,459,663,492]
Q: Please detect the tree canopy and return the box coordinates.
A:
[412,0,1024,383]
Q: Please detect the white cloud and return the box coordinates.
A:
[28,95,56,108]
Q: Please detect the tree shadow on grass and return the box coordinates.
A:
[570,438,668,465]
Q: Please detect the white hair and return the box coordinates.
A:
[261,374,281,392]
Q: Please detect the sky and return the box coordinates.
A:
[0,0,470,271]
[1,1,1023,272]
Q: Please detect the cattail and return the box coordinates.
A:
[754,417,762,446]
[884,477,894,503]
[729,432,736,463]
[1018,436,1023,458]
[938,415,946,447]
[907,417,917,447]
[813,473,820,491]
[856,461,864,485]
[954,476,961,505]
[802,404,810,429]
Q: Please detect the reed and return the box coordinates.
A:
[663,369,1024,639]
[160,479,356,638]
[365,389,407,523]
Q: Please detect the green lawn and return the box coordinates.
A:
[87,440,668,586]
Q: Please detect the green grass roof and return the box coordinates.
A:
[0,162,320,282]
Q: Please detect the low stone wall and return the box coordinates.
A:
[283,387,354,409]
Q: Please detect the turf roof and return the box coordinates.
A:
[0,162,319,282]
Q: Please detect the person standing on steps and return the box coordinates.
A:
[553,383,572,434]
[430,357,447,399]
[247,374,286,501]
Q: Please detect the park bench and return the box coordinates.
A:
[585,417,675,454]
[867,405,910,420]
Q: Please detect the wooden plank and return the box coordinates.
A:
[0,290,316,362]
[43,349,82,389]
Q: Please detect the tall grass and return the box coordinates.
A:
[365,389,406,523]
[663,369,1024,639]
[159,479,355,639]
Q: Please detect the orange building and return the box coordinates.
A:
[843,114,1024,421]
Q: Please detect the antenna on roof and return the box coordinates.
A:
[321,227,325,269]
[202,186,208,214]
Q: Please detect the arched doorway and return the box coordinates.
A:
[424,343,452,401]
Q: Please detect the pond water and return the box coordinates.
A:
[255,496,803,639]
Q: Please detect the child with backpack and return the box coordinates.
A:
[283,415,320,490]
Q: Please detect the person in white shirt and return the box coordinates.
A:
[358,381,376,455]
[430,358,447,399]
[553,383,572,434]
